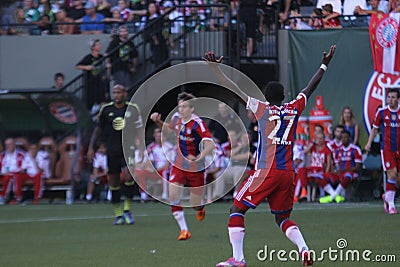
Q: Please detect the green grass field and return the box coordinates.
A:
[0,201,399,267]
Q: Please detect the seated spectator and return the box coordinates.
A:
[103,6,124,35]
[11,7,32,35]
[116,0,132,21]
[80,2,106,34]
[55,9,76,34]
[67,0,86,20]
[86,143,108,202]
[185,0,206,32]
[209,0,229,31]
[316,0,342,14]
[38,0,59,22]
[97,0,112,18]
[288,7,312,30]
[36,14,53,34]
[308,8,324,29]
[342,0,367,15]
[321,4,342,28]
[355,0,386,15]
[23,0,40,22]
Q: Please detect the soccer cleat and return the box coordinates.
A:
[335,195,345,203]
[301,250,313,266]
[319,195,332,204]
[113,216,125,225]
[196,207,206,221]
[382,194,388,213]
[123,211,135,225]
[216,257,246,267]
[388,207,398,215]
[177,230,191,240]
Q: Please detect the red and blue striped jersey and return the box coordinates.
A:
[168,112,212,172]
[334,144,362,171]
[372,106,400,152]
[246,93,307,171]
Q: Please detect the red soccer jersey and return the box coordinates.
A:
[309,144,331,173]
[372,106,400,152]
[168,112,212,172]
[334,144,362,171]
[246,93,307,171]
[327,139,343,158]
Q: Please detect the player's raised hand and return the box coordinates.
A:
[322,45,336,66]
[202,51,223,63]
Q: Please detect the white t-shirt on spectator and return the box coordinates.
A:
[317,0,343,14]
[343,0,367,15]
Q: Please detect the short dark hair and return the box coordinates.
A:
[54,72,64,80]
[334,124,345,131]
[387,88,400,98]
[177,92,196,104]
[263,81,284,103]
[342,130,351,137]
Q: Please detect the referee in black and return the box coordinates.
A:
[88,84,144,225]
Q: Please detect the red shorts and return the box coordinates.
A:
[234,169,295,215]
[169,165,205,187]
[381,150,400,171]
[328,171,357,183]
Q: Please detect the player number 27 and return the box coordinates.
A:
[267,115,295,141]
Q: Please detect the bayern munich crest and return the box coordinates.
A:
[376,17,399,49]
[363,71,400,133]
[49,101,78,124]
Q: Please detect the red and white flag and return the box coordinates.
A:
[369,13,400,75]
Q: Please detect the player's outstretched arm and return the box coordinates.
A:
[300,45,336,98]
[202,51,249,102]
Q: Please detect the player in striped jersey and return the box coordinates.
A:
[365,88,400,214]
[150,92,215,240]
[319,130,362,204]
[205,45,336,267]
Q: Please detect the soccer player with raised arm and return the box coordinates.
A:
[150,92,215,240]
[365,88,400,214]
[203,45,336,267]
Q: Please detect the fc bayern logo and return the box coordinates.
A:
[363,71,400,133]
[376,17,398,49]
[49,101,78,124]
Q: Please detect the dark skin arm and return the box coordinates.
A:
[87,126,102,162]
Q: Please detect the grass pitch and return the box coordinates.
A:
[0,201,399,267]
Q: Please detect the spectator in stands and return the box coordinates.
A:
[23,0,40,22]
[38,0,59,22]
[55,8,75,34]
[117,0,132,21]
[316,0,342,14]
[76,38,107,111]
[103,6,124,35]
[319,130,362,204]
[210,0,229,32]
[162,0,183,55]
[342,0,367,15]
[96,0,112,18]
[105,25,138,87]
[239,0,257,57]
[355,0,385,15]
[308,7,324,29]
[321,3,342,28]
[86,142,108,202]
[52,72,65,90]
[0,0,19,34]
[288,6,312,30]
[185,0,206,32]
[80,1,106,34]
[36,14,53,34]
[147,127,175,200]
[339,106,359,145]
[208,102,240,144]
[11,7,32,35]
[67,0,86,20]
[142,2,169,66]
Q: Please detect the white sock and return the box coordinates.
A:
[294,180,301,197]
[173,211,188,231]
[323,184,335,196]
[332,184,344,199]
[86,194,92,201]
[228,227,245,262]
[285,225,308,252]
[140,192,148,201]
[385,191,396,209]
[319,187,325,197]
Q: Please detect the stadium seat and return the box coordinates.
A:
[353,154,382,201]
